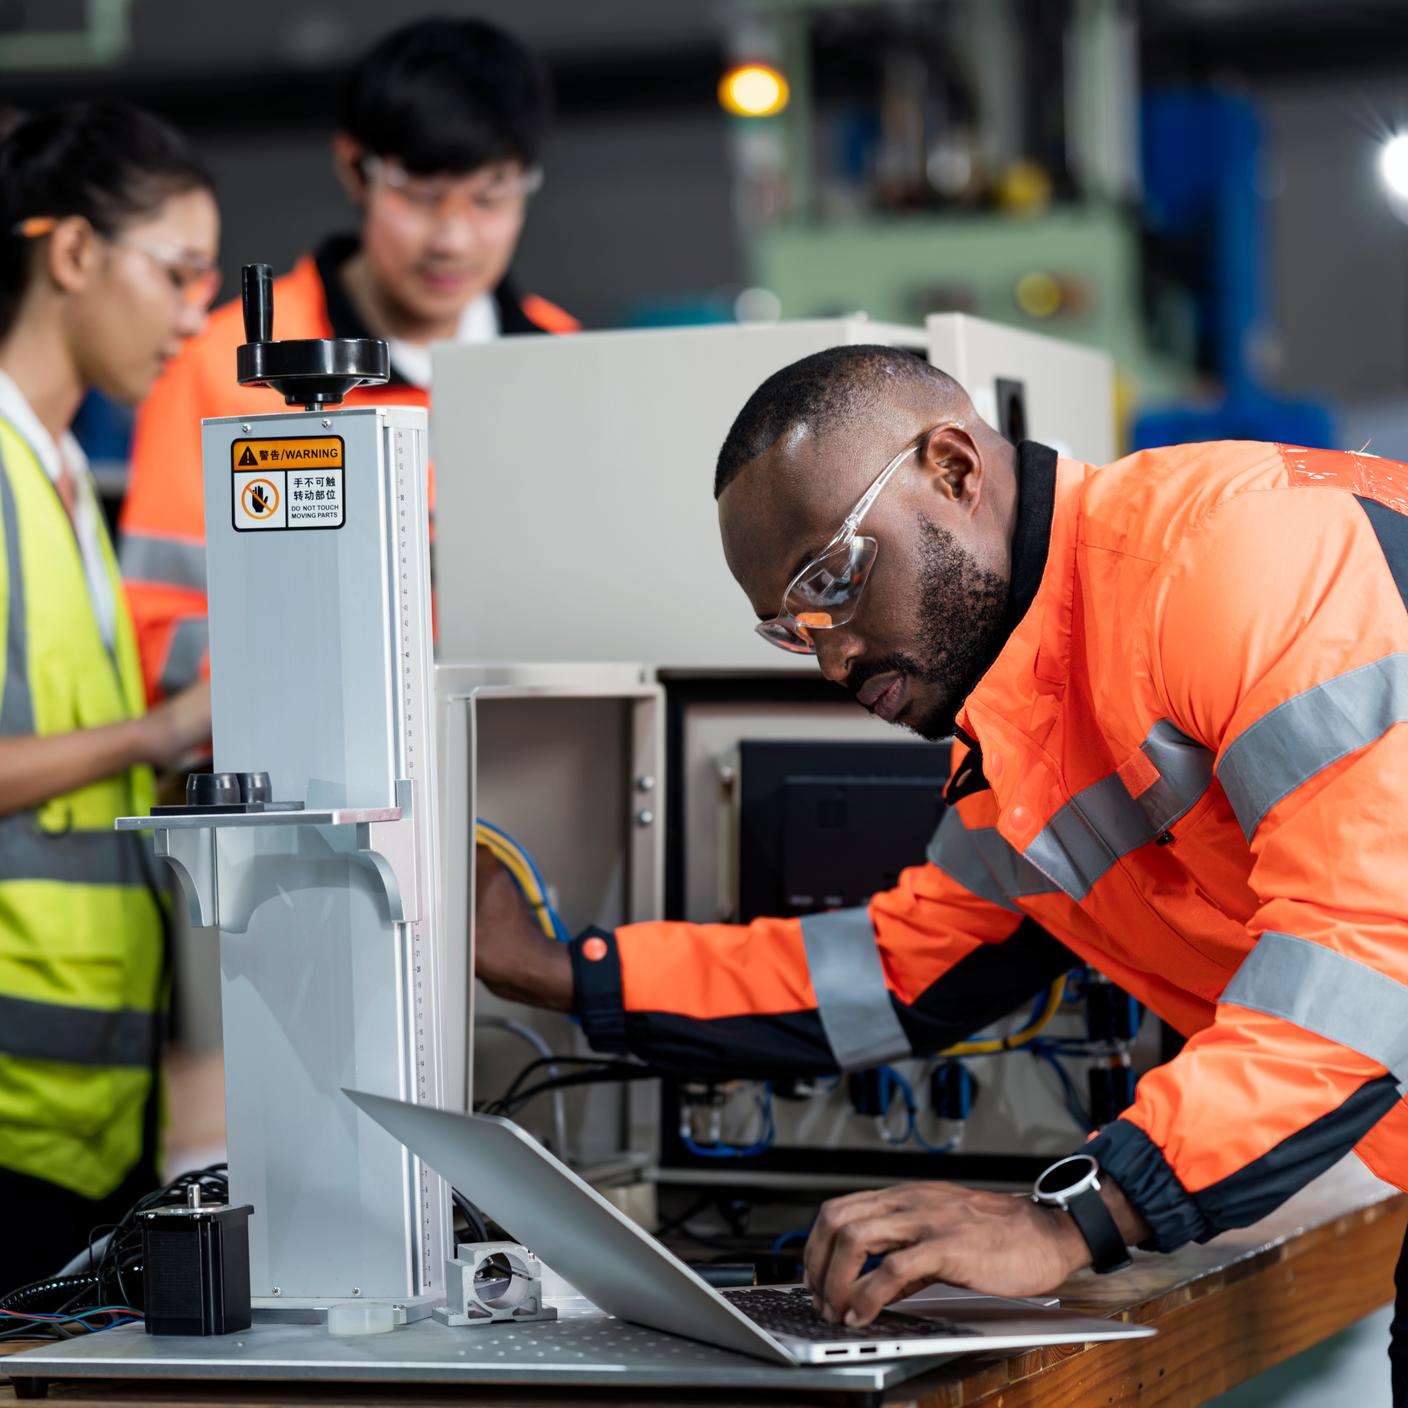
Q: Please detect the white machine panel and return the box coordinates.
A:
[927,313,1116,465]
[432,318,926,672]
[433,316,1112,674]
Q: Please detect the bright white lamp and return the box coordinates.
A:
[1381,133,1408,201]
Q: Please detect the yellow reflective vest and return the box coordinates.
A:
[0,413,164,1200]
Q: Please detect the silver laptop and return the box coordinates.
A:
[346,1089,1154,1366]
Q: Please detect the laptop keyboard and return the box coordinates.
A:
[721,1287,980,1343]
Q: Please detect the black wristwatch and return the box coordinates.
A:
[1031,1154,1132,1274]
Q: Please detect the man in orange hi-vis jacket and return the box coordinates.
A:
[119,17,576,702]
[475,344,1408,1394]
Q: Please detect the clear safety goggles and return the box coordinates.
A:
[16,216,222,309]
[361,156,544,225]
[756,438,922,655]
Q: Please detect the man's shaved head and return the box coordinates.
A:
[715,345,969,500]
[714,344,1018,741]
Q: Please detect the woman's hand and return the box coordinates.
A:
[138,679,211,768]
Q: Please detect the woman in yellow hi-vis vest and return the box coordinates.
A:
[0,101,218,1288]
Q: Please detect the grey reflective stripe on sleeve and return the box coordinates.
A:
[0,449,34,735]
[0,813,150,887]
[1221,930,1408,1084]
[800,907,912,1072]
[158,615,209,697]
[0,992,158,1068]
[1218,655,1408,843]
[1024,720,1212,901]
[119,533,208,593]
[926,811,1056,911]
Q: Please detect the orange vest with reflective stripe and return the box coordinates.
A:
[119,252,577,702]
[585,441,1408,1251]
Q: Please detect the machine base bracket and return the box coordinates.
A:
[3,1313,951,1398]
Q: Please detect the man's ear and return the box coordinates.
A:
[920,424,984,507]
[46,216,101,297]
[331,132,367,206]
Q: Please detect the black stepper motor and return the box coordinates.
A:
[140,1188,253,1336]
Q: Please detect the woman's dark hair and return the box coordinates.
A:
[0,99,213,337]
[340,17,549,176]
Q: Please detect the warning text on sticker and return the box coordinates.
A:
[288,471,344,526]
[232,436,344,471]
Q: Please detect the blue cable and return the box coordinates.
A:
[680,1084,776,1159]
[771,1229,810,1256]
[876,1067,917,1145]
[1030,1040,1094,1132]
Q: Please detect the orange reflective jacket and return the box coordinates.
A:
[119,238,577,701]
[571,439,1408,1253]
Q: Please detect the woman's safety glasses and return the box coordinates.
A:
[756,438,922,655]
[16,217,221,309]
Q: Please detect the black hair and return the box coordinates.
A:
[339,17,549,176]
[714,345,966,499]
[0,99,213,338]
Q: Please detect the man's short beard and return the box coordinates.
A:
[863,518,1009,741]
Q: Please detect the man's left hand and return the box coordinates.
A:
[802,1181,1092,1327]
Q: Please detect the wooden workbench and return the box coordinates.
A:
[3,1156,1403,1407]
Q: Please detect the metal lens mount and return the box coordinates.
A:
[433,1241,558,1328]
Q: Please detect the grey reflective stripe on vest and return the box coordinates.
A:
[800,907,911,1072]
[926,811,1056,911]
[0,992,158,1068]
[1218,654,1408,843]
[119,533,208,593]
[0,447,34,735]
[0,812,149,887]
[1221,930,1408,1085]
[159,616,209,697]
[1024,720,1213,901]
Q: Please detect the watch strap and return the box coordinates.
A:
[1066,1187,1132,1275]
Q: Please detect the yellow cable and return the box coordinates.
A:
[940,976,1066,1057]
[475,824,559,940]
[480,845,557,939]
[477,830,540,897]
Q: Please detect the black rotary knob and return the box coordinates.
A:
[236,772,272,804]
[186,772,242,807]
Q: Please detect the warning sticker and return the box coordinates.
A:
[231,436,344,532]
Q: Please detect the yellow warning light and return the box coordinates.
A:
[719,63,790,119]
[1014,270,1063,319]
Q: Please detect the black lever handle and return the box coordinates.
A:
[242,263,274,344]
[236,256,386,407]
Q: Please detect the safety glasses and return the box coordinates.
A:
[756,438,923,655]
[361,156,544,225]
[16,216,221,309]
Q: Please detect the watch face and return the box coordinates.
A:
[1035,1154,1098,1199]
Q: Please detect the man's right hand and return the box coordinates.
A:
[474,845,574,1012]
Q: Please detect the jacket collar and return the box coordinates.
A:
[948,441,1075,798]
[312,234,544,387]
[957,445,1089,749]
[1005,440,1057,633]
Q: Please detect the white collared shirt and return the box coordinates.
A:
[0,370,117,649]
[386,292,500,389]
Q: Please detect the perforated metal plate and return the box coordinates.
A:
[5,1314,954,1394]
